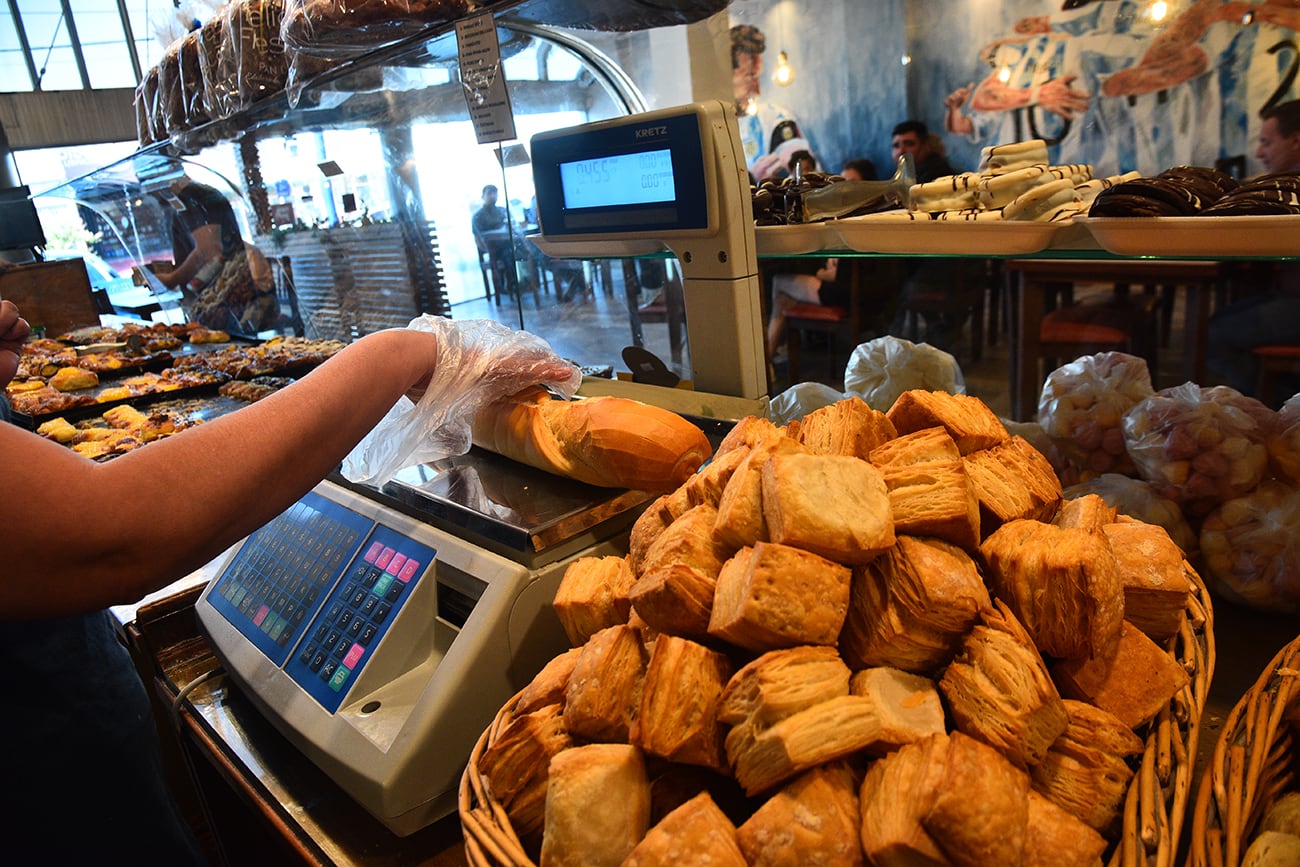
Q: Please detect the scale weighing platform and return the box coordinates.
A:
[196,448,651,837]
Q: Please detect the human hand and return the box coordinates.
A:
[1034,75,1091,119]
[945,83,974,109]
[0,299,32,388]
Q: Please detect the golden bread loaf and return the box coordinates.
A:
[552,555,634,646]
[541,743,651,867]
[795,397,897,458]
[840,536,990,672]
[980,519,1125,662]
[471,385,712,491]
[630,634,732,771]
[562,624,647,743]
[708,542,852,651]
[939,600,1069,769]
[623,790,746,867]
[736,763,863,867]
[886,389,1010,455]
[761,452,895,565]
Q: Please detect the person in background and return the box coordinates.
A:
[840,158,878,181]
[787,148,818,177]
[1207,99,1300,403]
[157,176,243,292]
[891,119,961,182]
[472,183,519,301]
[0,297,575,863]
[766,257,840,363]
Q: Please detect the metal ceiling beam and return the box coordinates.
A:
[6,0,40,91]
[115,0,141,83]
[58,0,91,89]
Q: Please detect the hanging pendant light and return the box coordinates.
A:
[772,51,794,86]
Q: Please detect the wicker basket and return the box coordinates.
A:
[1188,633,1300,867]
[459,571,1215,867]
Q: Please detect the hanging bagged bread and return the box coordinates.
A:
[470,385,712,491]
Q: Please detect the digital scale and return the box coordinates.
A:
[195,101,757,838]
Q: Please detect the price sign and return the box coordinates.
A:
[456,13,517,145]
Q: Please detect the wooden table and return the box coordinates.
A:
[1004,258,1224,421]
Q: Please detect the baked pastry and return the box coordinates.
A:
[708,542,852,651]
[963,436,1064,537]
[715,414,788,456]
[858,733,949,865]
[794,397,897,458]
[840,535,990,673]
[1030,699,1143,835]
[1054,493,1118,531]
[939,600,1069,769]
[1022,789,1108,867]
[638,504,731,580]
[736,763,863,866]
[877,458,980,550]
[715,437,808,549]
[48,366,99,392]
[563,624,648,743]
[923,730,1031,867]
[887,389,1009,455]
[553,555,634,646]
[1052,620,1190,729]
[848,666,947,754]
[541,743,651,867]
[869,425,962,467]
[1102,520,1191,642]
[974,163,1052,210]
[516,647,583,716]
[631,634,732,771]
[682,446,749,510]
[477,702,572,841]
[472,386,713,491]
[979,139,1050,174]
[718,645,850,731]
[1240,831,1300,867]
[628,563,717,639]
[980,519,1125,663]
[761,452,895,565]
[628,495,676,574]
[623,790,746,867]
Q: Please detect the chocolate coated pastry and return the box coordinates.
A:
[1158,165,1237,201]
[1089,177,1203,216]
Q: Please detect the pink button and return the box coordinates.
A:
[386,553,408,576]
[399,559,421,582]
[343,643,365,669]
[253,605,269,627]
[375,547,395,569]
[364,542,384,563]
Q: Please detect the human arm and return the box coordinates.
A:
[0,299,31,388]
[945,82,976,136]
[0,326,568,619]
[971,73,1091,120]
[158,222,224,289]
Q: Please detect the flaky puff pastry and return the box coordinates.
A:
[1102,519,1191,643]
[923,731,1031,867]
[630,634,732,771]
[886,389,1010,455]
[737,762,863,867]
[761,452,895,565]
[623,790,746,867]
[638,503,733,579]
[715,437,808,550]
[858,733,950,866]
[794,396,897,459]
[963,435,1063,537]
[1052,620,1190,729]
[552,555,634,646]
[477,702,572,842]
[840,536,990,674]
[1030,699,1142,835]
[980,519,1125,663]
[628,563,717,639]
[562,624,648,743]
[541,743,651,867]
[939,599,1069,769]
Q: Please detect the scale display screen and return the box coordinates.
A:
[532,109,709,236]
[204,489,437,714]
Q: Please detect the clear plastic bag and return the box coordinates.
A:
[179,29,211,128]
[198,9,237,119]
[767,381,845,426]
[229,0,289,108]
[1122,382,1275,519]
[1064,472,1198,556]
[1037,352,1154,479]
[341,316,582,486]
[842,336,965,412]
[1269,393,1300,485]
[1199,480,1300,612]
[133,66,161,148]
[281,0,470,58]
[156,39,187,137]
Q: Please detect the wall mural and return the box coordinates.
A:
[729,0,1300,181]
[912,0,1300,178]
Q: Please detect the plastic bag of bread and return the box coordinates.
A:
[197,7,237,119]
[768,382,845,426]
[1199,480,1300,612]
[156,38,187,137]
[227,0,289,108]
[1037,352,1154,479]
[1064,473,1197,556]
[1269,393,1300,485]
[133,65,162,148]
[1122,383,1274,519]
[281,0,470,57]
[843,336,964,413]
[178,29,211,128]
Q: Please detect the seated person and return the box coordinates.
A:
[472,183,519,298]
[766,257,842,361]
[840,158,878,181]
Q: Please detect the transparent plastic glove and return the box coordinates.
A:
[341,316,581,486]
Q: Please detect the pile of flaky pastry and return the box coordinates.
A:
[475,389,1200,867]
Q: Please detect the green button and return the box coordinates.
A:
[329,666,351,692]
[374,574,393,596]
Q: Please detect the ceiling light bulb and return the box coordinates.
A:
[772,51,794,86]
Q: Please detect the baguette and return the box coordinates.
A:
[471,386,712,491]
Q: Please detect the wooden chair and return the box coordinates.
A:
[1254,344,1300,408]
[784,301,855,383]
[1037,289,1162,378]
[895,259,991,364]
